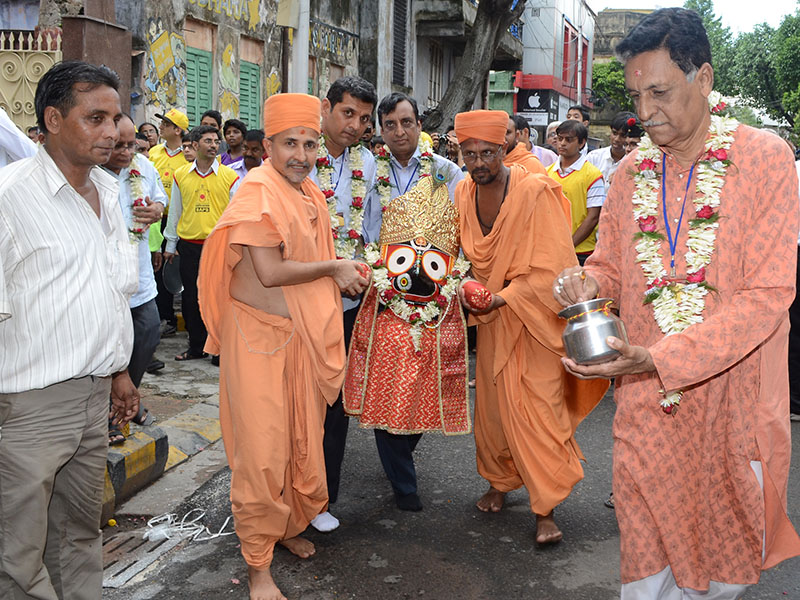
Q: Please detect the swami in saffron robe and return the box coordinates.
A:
[586,124,800,590]
[456,164,608,515]
[197,160,345,568]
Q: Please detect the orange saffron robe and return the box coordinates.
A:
[504,142,572,226]
[456,164,608,515]
[197,160,345,569]
[586,125,800,589]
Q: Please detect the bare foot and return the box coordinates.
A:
[278,535,315,558]
[535,511,563,545]
[476,486,506,513]
[248,566,286,600]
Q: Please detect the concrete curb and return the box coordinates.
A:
[102,404,222,523]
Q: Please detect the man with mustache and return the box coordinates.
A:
[164,125,240,362]
[0,60,139,600]
[309,76,378,532]
[554,8,800,597]
[198,93,369,600]
[453,110,607,545]
[351,92,464,512]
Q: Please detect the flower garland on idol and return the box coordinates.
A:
[631,91,738,414]
[128,155,147,242]
[374,136,435,210]
[365,243,470,351]
[316,137,367,258]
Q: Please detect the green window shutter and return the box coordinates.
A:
[238,60,261,130]
[185,48,213,127]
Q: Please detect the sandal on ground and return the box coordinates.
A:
[132,407,155,427]
[109,426,125,446]
[604,492,615,509]
[175,350,207,361]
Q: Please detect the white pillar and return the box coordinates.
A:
[290,0,310,94]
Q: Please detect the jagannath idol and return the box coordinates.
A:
[343,171,471,509]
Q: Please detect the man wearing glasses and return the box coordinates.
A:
[453,110,607,546]
[104,114,167,439]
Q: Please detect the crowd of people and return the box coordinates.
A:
[1,7,800,600]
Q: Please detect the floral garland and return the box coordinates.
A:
[375,136,435,210]
[632,91,738,414]
[128,155,147,242]
[316,137,367,258]
[365,242,470,351]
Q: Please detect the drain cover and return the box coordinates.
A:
[102,530,185,588]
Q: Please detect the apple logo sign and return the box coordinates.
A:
[528,94,541,109]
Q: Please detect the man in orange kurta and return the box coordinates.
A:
[453,109,607,544]
[197,93,369,600]
[554,8,800,598]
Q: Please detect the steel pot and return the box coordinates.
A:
[558,298,628,365]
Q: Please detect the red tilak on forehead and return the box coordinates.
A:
[300,129,306,135]
[635,70,642,76]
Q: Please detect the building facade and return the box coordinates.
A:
[513,0,596,141]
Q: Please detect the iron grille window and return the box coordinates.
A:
[392,0,408,86]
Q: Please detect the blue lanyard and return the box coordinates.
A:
[332,151,347,194]
[661,153,695,277]
[390,161,419,195]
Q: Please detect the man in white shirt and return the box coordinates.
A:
[309,76,378,532]
[0,106,37,167]
[586,111,635,191]
[104,114,168,438]
[358,92,464,511]
[0,60,139,600]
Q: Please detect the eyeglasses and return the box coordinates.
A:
[113,142,137,152]
[382,118,418,132]
[462,147,502,164]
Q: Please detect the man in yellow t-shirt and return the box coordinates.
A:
[149,108,189,201]
[546,119,605,265]
[164,125,240,361]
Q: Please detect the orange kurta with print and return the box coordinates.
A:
[586,124,800,589]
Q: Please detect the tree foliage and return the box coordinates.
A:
[590,58,633,112]
[422,0,525,132]
[683,0,736,95]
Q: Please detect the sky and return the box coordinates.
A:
[587,0,799,34]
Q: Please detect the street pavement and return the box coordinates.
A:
[103,332,800,600]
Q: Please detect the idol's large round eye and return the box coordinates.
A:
[387,246,416,275]
[421,250,449,282]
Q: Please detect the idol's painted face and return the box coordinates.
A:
[382,238,453,304]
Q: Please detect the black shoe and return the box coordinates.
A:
[146,358,165,374]
[211,354,220,366]
[395,492,423,512]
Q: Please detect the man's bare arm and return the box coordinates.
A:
[248,245,369,296]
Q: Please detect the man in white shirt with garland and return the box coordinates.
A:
[363,92,463,243]
[358,91,464,511]
[0,60,139,600]
[104,114,168,439]
[310,76,378,532]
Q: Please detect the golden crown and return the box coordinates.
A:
[379,175,460,257]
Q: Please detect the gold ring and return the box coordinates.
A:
[579,271,586,281]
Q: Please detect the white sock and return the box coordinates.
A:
[310,511,340,532]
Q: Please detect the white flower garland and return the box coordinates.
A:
[374,137,435,210]
[632,94,738,413]
[365,242,470,351]
[316,137,367,258]
[128,154,146,243]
